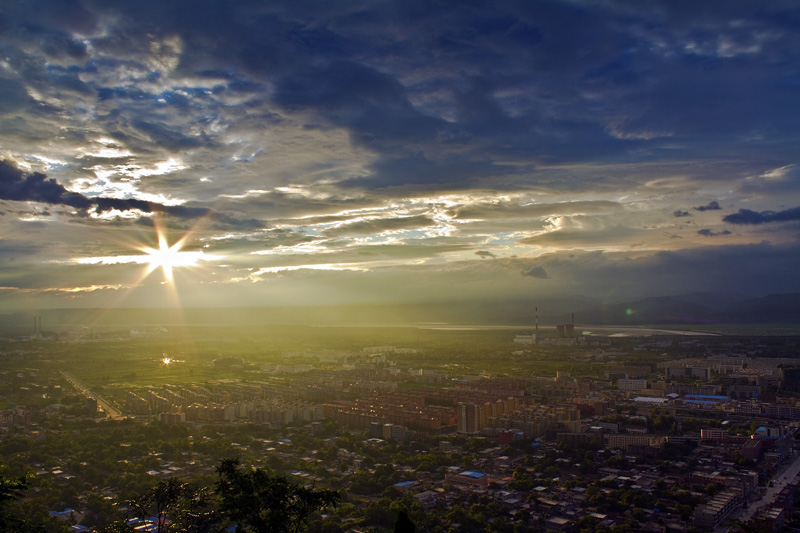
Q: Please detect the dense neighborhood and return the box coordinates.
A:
[2,329,800,531]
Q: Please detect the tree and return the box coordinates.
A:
[0,466,30,532]
[126,477,217,533]
[393,508,416,533]
[215,458,339,533]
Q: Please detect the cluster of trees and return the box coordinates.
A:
[0,466,31,532]
[0,459,339,533]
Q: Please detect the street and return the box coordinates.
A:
[60,370,123,419]
[721,449,800,530]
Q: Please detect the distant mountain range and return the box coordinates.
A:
[572,293,800,326]
[1,293,798,331]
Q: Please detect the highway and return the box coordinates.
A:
[60,370,123,419]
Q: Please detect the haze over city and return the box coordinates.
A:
[1,0,800,314]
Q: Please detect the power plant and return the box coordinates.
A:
[513,309,577,345]
[556,313,575,339]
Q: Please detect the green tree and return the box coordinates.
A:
[0,466,31,532]
[393,507,416,533]
[126,477,217,533]
[215,458,339,533]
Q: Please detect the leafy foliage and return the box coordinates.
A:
[0,467,30,532]
[216,458,340,533]
[126,478,217,533]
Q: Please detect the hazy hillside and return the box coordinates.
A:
[1,293,798,333]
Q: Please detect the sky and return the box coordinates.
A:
[0,0,799,312]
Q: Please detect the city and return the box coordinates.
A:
[3,322,800,531]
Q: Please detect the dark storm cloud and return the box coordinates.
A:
[673,210,691,218]
[273,61,443,147]
[521,265,548,279]
[475,251,496,259]
[0,161,263,229]
[723,207,800,225]
[697,228,731,237]
[694,201,721,212]
[3,0,800,193]
[349,153,518,190]
[0,77,31,115]
[81,0,795,192]
[40,33,89,63]
[0,160,93,209]
[508,241,800,299]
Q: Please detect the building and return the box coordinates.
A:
[445,470,490,490]
[458,403,481,434]
[605,434,664,452]
[413,490,439,507]
[159,412,186,424]
[693,488,745,528]
[618,379,646,391]
[666,366,711,380]
[740,439,764,460]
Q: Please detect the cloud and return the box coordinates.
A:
[0,160,93,209]
[453,200,624,220]
[0,160,264,229]
[697,228,732,237]
[274,61,444,150]
[0,240,44,263]
[740,164,800,195]
[1,1,800,309]
[723,206,800,225]
[0,77,32,115]
[516,226,649,248]
[694,201,721,212]
[322,215,434,237]
[521,265,548,278]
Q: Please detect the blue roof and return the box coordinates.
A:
[683,395,728,400]
[394,481,415,487]
[460,471,485,478]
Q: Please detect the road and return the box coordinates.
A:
[60,370,123,419]
[723,449,800,529]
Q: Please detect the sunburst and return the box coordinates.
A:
[140,231,200,283]
[74,217,223,287]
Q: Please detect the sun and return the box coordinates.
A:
[137,224,219,283]
[72,217,223,290]
[142,233,194,282]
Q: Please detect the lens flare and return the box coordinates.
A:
[141,232,196,283]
